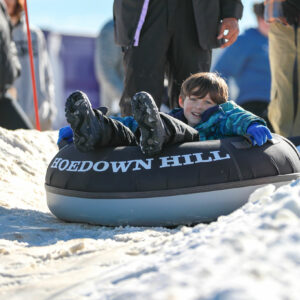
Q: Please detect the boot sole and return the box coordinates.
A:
[65,92,101,152]
[132,92,164,156]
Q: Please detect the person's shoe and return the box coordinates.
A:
[65,91,102,152]
[131,92,165,156]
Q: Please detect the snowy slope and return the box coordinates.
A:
[0,127,300,300]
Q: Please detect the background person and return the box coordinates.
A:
[113,0,243,116]
[265,0,300,137]
[4,0,56,130]
[0,0,19,97]
[94,19,123,116]
[213,2,271,126]
[0,0,33,129]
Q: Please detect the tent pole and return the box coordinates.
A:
[24,0,40,130]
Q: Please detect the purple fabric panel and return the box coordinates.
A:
[133,0,150,46]
[60,34,99,108]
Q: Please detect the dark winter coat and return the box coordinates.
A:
[113,0,243,50]
[0,0,20,96]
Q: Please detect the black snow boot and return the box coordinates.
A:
[131,92,199,156]
[65,90,136,152]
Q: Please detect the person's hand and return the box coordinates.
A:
[246,123,272,146]
[57,126,73,146]
[282,1,300,26]
[217,18,239,48]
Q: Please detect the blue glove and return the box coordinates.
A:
[57,126,73,145]
[246,123,272,146]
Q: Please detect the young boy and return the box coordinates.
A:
[59,72,272,156]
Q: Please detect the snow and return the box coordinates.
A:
[1,127,300,299]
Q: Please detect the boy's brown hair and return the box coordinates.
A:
[180,72,228,105]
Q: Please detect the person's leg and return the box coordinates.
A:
[166,0,211,109]
[268,22,296,136]
[65,91,137,152]
[119,0,171,116]
[131,92,199,156]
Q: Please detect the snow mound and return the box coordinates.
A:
[1,127,300,300]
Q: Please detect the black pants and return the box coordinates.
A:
[120,0,211,116]
[92,109,199,148]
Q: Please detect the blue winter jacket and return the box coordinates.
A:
[114,101,266,141]
[212,28,270,105]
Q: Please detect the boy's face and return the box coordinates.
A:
[179,93,216,127]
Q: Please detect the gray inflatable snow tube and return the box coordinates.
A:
[45,134,300,227]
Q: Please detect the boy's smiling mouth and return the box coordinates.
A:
[191,112,201,117]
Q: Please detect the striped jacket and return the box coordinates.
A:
[170,101,266,141]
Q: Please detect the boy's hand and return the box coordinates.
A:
[57,126,73,146]
[246,123,272,146]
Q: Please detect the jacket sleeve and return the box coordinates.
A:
[217,102,266,137]
[111,116,138,133]
[0,6,21,95]
[220,0,244,20]
[113,0,145,47]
